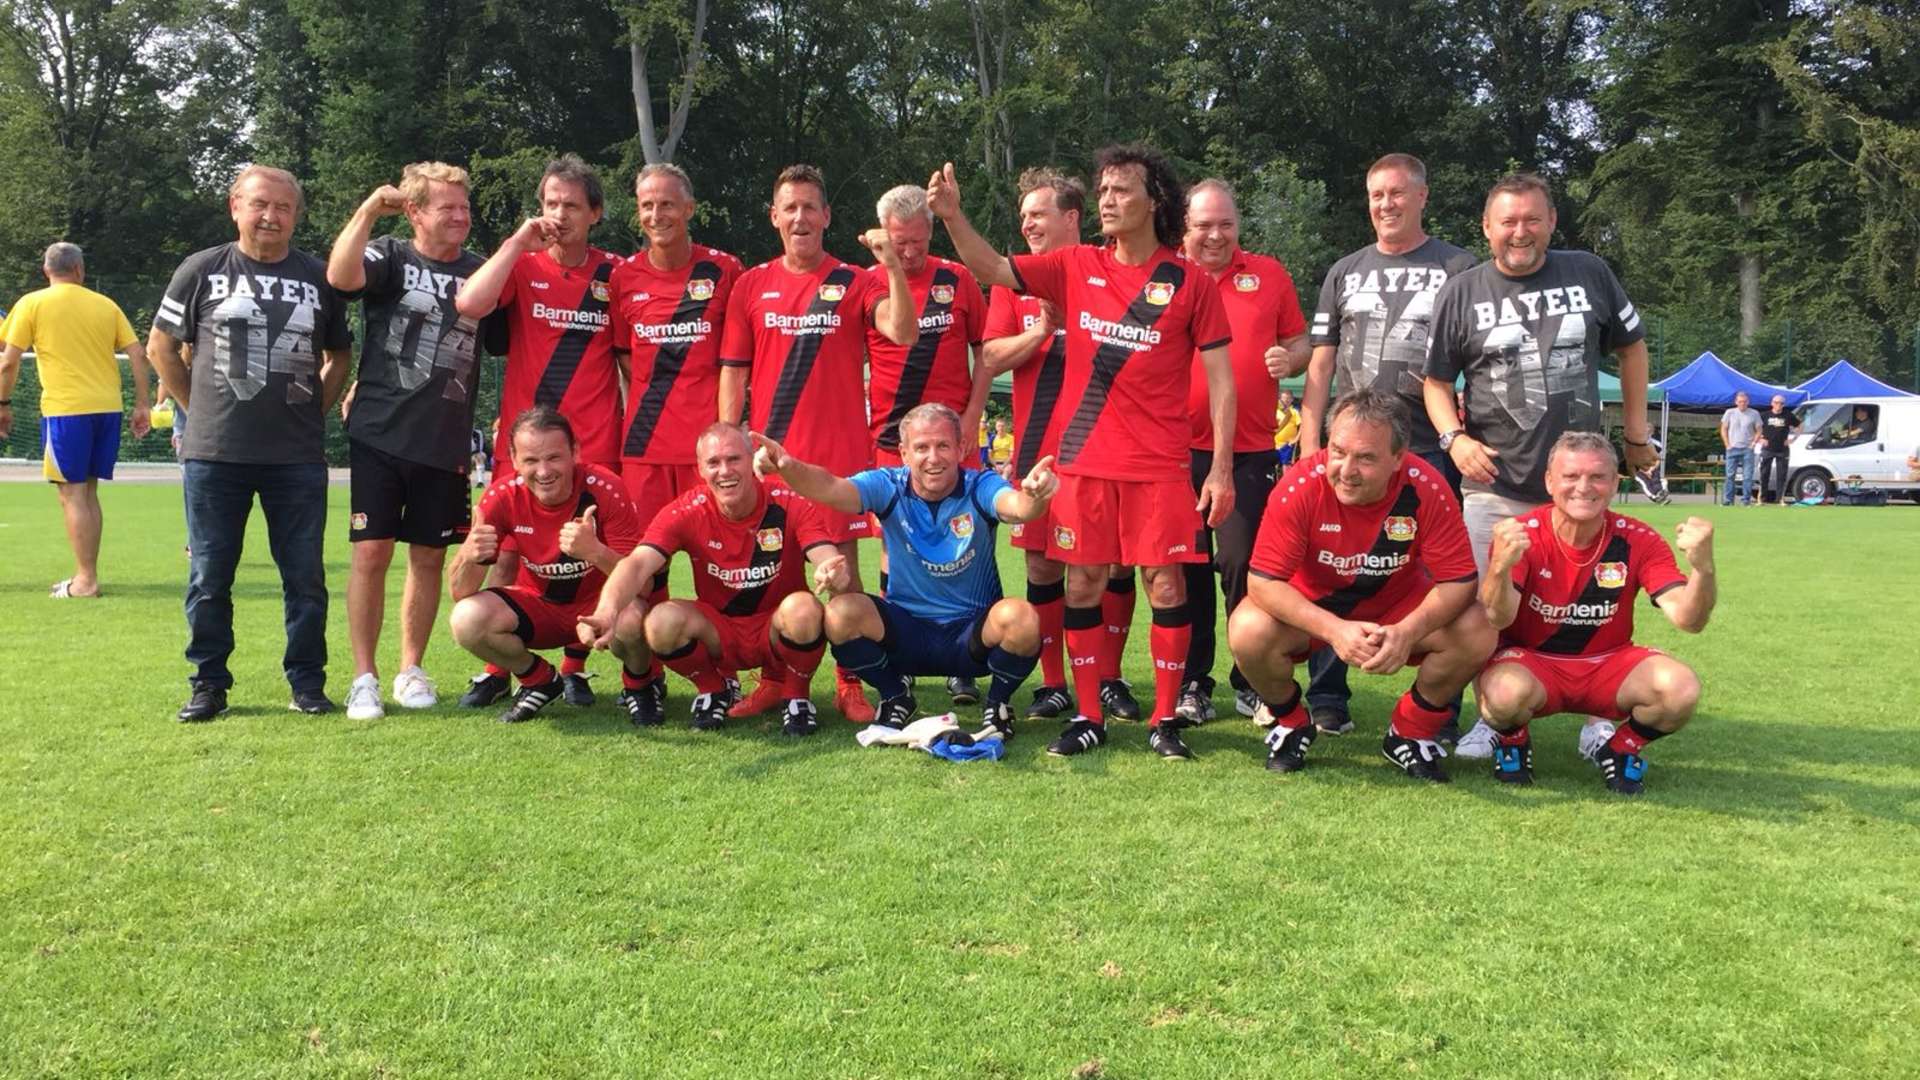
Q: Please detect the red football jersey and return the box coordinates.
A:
[719,254,884,474]
[1249,449,1476,619]
[1009,243,1231,480]
[865,256,986,452]
[610,244,743,465]
[494,247,623,466]
[984,286,1070,479]
[639,476,837,617]
[475,463,641,606]
[1499,506,1687,655]
[1187,250,1307,451]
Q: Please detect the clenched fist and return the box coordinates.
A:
[1488,517,1532,575]
[359,184,406,218]
[859,227,901,271]
[1674,516,1714,570]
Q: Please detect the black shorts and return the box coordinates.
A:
[349,440,470,547]
[870,595,993,679]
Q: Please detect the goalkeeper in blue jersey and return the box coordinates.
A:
[752,402,1059,737]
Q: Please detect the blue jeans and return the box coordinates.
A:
[183,460,330,692]
[1722,447,1754,504]
[1306,447,1463,719]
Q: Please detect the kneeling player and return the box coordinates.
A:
[1476,431,1715,794]
[1227,389,1495,780]
[578,424,847,734]
[448,407,642,722]
[754,403,1057,737]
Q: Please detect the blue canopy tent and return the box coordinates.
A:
[1791,360,1916,400]
[1651,351,1805,449]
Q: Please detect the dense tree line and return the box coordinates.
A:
[2,0,1916,386]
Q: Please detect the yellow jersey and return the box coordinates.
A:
[1274,405,1300,449]
[3,282,137,416]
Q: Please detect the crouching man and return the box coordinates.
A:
[753,403,1057,738]
[1476,431,1715,794]
[578,423,848,734]
[448,407,642,722]
[1227,389,1495,780]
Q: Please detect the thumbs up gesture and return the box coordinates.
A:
[463,501,501,564]
[559,504,602,559]
[1021,454,1058,502]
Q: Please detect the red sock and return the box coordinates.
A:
[1390,687,1453,741]
[1147,608,1190,725]
[485,662,508,678]
[515,655,555,687]
[660,643,728,695]
[560,646,589,676]
[773,633,826,695]
[1496,724,1531,746]
[1608,719,1664,755]
[1028,580,1067,687]
[1100,574,1136,679]
[621,665,655,691]
[1268,682,1308,729]
[1064,604,1105,722]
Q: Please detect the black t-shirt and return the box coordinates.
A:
[1311,237,1476,453]
[153,243,354,465]
[342,236,506,472]
[1757,408,1798,452]
[1425,250,1645,502]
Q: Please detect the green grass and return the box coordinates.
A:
[2,482,1917,1078]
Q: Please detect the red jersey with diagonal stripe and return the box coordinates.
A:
[610,244,743,465]
[1499,506,1687,655]
[719,254,884,474]
[984,285,1070,479]
[865,256,986,452]
[1186,249,1307,451]
[1249,450,1476,619]
[639,477,837,616]
[475,463,641,606]
[494,247,623,466]
[1009,244,1231,480]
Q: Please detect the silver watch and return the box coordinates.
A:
[1438,429,1466,451]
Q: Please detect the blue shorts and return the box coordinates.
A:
[871,595,992,679]
[43,412,121,483]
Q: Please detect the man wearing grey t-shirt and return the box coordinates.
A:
[148,165,354,723]
[1719,391,1762,506]
[1423,171,1656,760]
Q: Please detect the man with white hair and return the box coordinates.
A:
[148,165,355,721]
[0,241,153,598]
[328,161,505,720]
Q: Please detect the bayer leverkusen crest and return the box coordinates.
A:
[757,527,783,552]
[1144,281,1176,306]
[1595,562,1628,589]
[590,280,611,302]
[950,515,974,539]
[930,284,955,305]
[1053,525,1076,551]
[1384,515,1417,542]
[1233,272,1260,292]
[818,283,846,302]
[687,278,715,301]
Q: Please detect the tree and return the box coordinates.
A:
[626,0,711,164]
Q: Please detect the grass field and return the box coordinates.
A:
[2,481,1916,1078]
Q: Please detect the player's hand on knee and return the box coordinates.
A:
[1361,623,1413,674]
[813,553,850,595]
[1330,620,1381,667]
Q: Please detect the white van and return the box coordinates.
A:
[1785,395,1920,501]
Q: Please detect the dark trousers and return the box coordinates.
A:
[1760,450,1791,503]
[1306,447,1462,715]
[1183,449,1277,692]
[183,460,330,692]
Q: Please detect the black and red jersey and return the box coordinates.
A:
[1250,449,1475,619]
[719,254,884,475]
[1009,243,1231,481]
[1499,506,1687,655]
[475,463,641,606]
[639,477,836,617]
[865,256,985,452]
[984,285,1069,479]
[494,247,622,466]
[609,245,743,465]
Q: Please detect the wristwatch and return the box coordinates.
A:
[1438,428,1466,451]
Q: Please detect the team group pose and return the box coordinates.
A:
[70,140,1719,795]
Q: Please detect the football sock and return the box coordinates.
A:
[774,633,826,694]
[1495,724,1532,746]
[1148,605,1191,725]
[985,645,1039,706]
[1265,681,1308,728]
[831,636,908,699]
[621,665,653,691]
[1609,718,1668,755]
[560,645,589,676]
[1390,686,1454,741]
[515,655,554,686]
[1027,578,1068,688]
[1100,572,1136,679]
[485,662,507,678]
[1064,604,1105,721]
[657,640,727,695]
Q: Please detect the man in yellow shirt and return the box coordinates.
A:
[0,242,152,597]
[989,417,1013,471]
[1273,387,1300,466]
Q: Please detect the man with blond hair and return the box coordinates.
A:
[328,161,506,720]
[149,165,355,722]
[0,241,153,598]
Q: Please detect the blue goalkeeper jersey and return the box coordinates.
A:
[851,466,1010,623]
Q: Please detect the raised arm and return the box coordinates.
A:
[1478,517,1530,631]
[926,162,1017,289]
[860,229,916,346]
[456,218,552,319]
[750,431,862,513]
[328,185,404,293]
[1654,517,1717,633]
[992,454,1057,524]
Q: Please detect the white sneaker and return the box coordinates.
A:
[1453,717,1498,759]
[1578,718,1618,763]
[393,665,438,709]
[1233,688,1260,717]
[345,672,385,721]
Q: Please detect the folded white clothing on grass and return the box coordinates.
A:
[854,714,960,749]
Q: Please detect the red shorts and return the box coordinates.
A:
[677,599,777,672]
[1045,474,1205,566]
[621,461,700,532]
[1286,582,1432,663]
[1008,506,1055,553]
[1487,644,1666,720]
[487,585,594,651]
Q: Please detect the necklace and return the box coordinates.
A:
[1549,512,1608,569]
